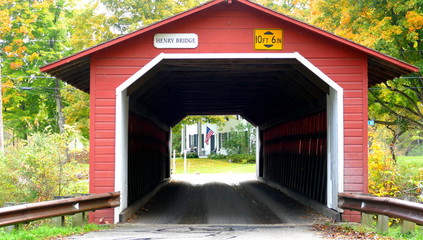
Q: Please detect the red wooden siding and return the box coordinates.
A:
[89,1,368,222]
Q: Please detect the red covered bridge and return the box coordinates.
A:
[41,0,418,223]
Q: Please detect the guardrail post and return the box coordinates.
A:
[3,202,26,232]
[72,212,85,227]
[72,193,89,227]
[361,212,374,227]
[52,216,66,227]
[376,215,389,233]
[401,220,415,233]
[52,195,74,227]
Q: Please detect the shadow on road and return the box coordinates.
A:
[131,173,322,225]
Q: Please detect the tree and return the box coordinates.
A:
[302,0,423,158]
[100,0,206,34]
[253,0,309,20]
[0,0,74,139]
[0,0,113,141]
[223,122,256,155]
[61,86,90,139]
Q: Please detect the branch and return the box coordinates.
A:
[401,84,420,96]
[383,82,423,119]
[379,100,421,118]
[370,91,423,128]
[374,120,396,125]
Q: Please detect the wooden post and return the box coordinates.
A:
[401,220,415,233]
[197,121,202,156]
[72,212,86,227]
[184,150,187,174]
[173,149,176,174]
[52,195,73,227]
[52,215,66,227]
[361,212,374,227]
[376,215,389,233]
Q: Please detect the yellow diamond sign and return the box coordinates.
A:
[254,29,283,50]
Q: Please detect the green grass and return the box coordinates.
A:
[343,222,423,240]
[172,158,256,174]
[397,156,423,168]
[0,224,110,240]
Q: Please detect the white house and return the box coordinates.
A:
[182,116,250,156]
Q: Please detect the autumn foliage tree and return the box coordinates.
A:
[0,0,114,141]
[303,0,423,157]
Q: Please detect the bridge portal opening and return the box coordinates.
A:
[171,115,257,174]
[115,53,343,222]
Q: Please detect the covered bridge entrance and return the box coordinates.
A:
[115,53,343,221]
[40,0,418,223]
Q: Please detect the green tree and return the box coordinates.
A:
[62,86,90,139]
[253,0,309,20]
[100,0,207,34]
[223,122,256,155]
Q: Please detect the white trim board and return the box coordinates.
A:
[114,53,344,222]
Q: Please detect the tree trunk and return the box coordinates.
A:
[386,125,405,163]
[55,79,65,133]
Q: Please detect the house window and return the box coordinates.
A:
[194,134,198,147]
[221,132,228,147]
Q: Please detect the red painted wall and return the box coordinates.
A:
[89,1,368,222]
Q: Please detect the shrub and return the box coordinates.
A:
[186,152,199,158]
[209,153,227,160]
[227,154,255,164]
[368,127,423,201]
[0,126,89,206]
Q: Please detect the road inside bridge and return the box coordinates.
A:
[132,174,318,224]
[69,174,328,239]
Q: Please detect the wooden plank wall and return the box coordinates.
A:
[128,112,170,205]
[263,111,327,204]
[89,1,368,222]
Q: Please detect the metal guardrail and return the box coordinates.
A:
[338,192,423,225]
[0,192,120,227]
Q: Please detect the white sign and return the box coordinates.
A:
[154,33,198,49]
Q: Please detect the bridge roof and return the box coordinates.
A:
[40,0,419,93]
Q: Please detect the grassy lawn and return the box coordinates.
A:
[171,158,256,174]
[397,156,423,168]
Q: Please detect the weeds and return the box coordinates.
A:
[0,224,110,240]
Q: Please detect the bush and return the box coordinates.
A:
[0,126,89,206]
[209,153,227,160]
[227,154,255,164]
[368,127,423,201]
[186,152,199,158]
